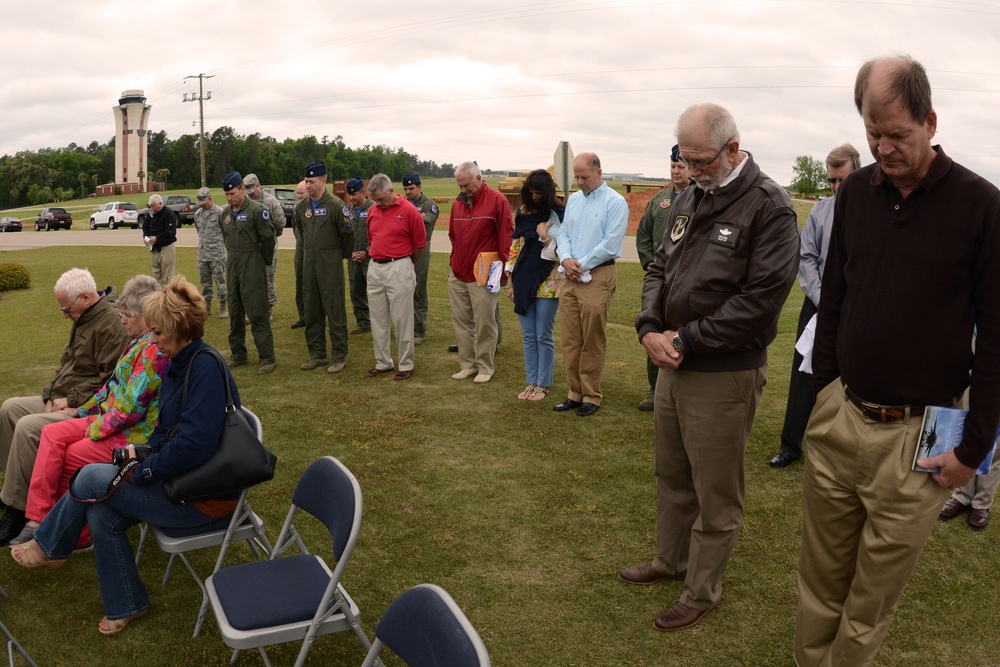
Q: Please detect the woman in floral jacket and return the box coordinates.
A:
[10,275,167,547]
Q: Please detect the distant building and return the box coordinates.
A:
[98,90,160,196]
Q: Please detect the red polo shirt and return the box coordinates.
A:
[367,195,427,260]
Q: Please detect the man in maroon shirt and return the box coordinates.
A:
[795,55,1000,666]
[363,174,427,382]
[447,161,513,384]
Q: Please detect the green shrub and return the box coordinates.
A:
[0,263,30,291]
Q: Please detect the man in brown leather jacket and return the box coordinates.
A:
[618,103,799,632]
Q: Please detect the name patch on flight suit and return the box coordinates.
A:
[236,214,248,222]
[709,222,740,249]
[314,208,327,216]
[670,215,689,243]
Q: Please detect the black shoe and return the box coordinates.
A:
[576,402,600,417]
[0,507,28,547]
[290,319,305,329]
[448,344,459,353]
[553,399,583,412]
[769,450,801,468]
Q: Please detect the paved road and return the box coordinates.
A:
[0,227,641,262]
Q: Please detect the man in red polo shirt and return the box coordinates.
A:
[363,173,427,381]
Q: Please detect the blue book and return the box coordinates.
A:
[912,406,996,475]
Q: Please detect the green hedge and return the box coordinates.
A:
[0,263,30,291]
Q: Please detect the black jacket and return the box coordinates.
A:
[143,207,177,250]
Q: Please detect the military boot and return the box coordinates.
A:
[219,301,228,319]
[205,298,213,316]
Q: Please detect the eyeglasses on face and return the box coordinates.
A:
[681,137,734,169]
[59,294,82,314]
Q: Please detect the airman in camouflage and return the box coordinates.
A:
[193,187,228,318]
[244,173,286,316]
[402,172,440,345]
[344,176,373,335]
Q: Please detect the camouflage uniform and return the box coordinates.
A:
[295,192,355,364]
[345,198,374,331]
[258,190,286,308]
[408,193,440,339]
[220,197,276,366]
[193,203,227,314]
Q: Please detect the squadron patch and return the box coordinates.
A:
[430,203,439,215]
[342,205,350,217]
[659,199,672,209]
[304,210,312,219]
[262,209,270,220]
[670,215,690,243]
[224,216,232,225]
[709,222,740,249]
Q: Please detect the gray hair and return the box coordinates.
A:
[54,268,97,300]
[367,173,392,195]
[148,193,163,207]
[456,161,481,178]
[119,275,161,314]
[677,103,740,149]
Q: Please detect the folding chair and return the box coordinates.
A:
[360,584,491,667]
[0,585,38,667]
[134,407,273,638]
[206,456,373,667]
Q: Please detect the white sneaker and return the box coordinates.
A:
[451,368,477,380]
[473,373,493,384]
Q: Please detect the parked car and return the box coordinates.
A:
[35,208,73,231]
[263,187,298,227]
[90,201,139,230]
[0,216,22,232]
[137,195,195,227]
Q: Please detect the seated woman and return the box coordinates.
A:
[11,275,167,547]
[505,169,564,401]
[12,276,242,637]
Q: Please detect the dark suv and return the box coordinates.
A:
[263,187,297,227]
[35,208,73,231]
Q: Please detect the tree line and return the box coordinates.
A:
[0,129,456,209]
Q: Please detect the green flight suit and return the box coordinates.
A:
[408,193,440,338]
[220,196,276,365]
[346,198,374,331]
[294,191,355,363]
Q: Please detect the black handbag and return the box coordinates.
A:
[161,347,277,503]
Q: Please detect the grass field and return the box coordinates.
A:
[0,240,996,666]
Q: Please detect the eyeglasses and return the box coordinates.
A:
[59,294,82,314]
[681,137,734,169]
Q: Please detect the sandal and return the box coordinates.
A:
[517,385,537,400]
[527,386,549,401]
[10,540,67,569]
[99,609,148,636]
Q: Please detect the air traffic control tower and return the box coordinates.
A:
[112,89,150,192]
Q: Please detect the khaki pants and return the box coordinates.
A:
[151,244,177,286]
[368,259,416,372]
[558,264,616,405]
[653,367,764,609]
[0,396,71,510]
[794,380,950,667]
[447,271,499,376]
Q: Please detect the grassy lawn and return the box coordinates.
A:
[0,243,996,667]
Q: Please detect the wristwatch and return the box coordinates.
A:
[672,333,685,354]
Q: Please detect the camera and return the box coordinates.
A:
[111,445,152,466]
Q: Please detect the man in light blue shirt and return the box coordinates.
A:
[553,152,628,416]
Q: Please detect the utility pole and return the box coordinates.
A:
[183,73,214,187]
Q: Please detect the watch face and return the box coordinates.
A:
[672,334,684,352]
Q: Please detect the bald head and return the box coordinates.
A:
[855,55,932,123]
[295,181,307,200]
[573,152,603,194]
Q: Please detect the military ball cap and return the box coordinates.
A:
[243,173,260,191]
[196,187,211,203]
[402,172,421,187]
[222,171,243,192]
[305,161,327,178]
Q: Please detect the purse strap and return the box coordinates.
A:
[180,346,236,414]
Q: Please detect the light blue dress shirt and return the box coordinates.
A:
[556,181,628,270]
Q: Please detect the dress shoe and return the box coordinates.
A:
[553,399,583,412]
[939,497,969,521]
[653,600,720,632]
[327,362,347,374]
[448,344,459,353]
[473,373,492,384]
[257,362,277,375]
[619,562,684,585]
[576,402,599,417]
[0,507,28,548]
[226,357,248,369]
[349,327,370,335]
[300,357,330,371]
[638,391,654,412]
[366,367,391,378]
[968,507,990,531]
[394,370,413,381]
[452,368,477,380]
[769,450,801,468]
[290,319,305,329]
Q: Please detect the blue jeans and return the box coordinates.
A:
[33,463,215,620]
[517,297,559,387]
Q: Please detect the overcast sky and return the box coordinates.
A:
[3,0,1000,187]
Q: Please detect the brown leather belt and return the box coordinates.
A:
[844,385,925,424]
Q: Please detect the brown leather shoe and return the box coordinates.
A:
[365,368,391,378]
[968,507,990,531]
[939,497,969,521]
[394,370,413,381]
[618,562,684,585]
[653,600,720,632]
